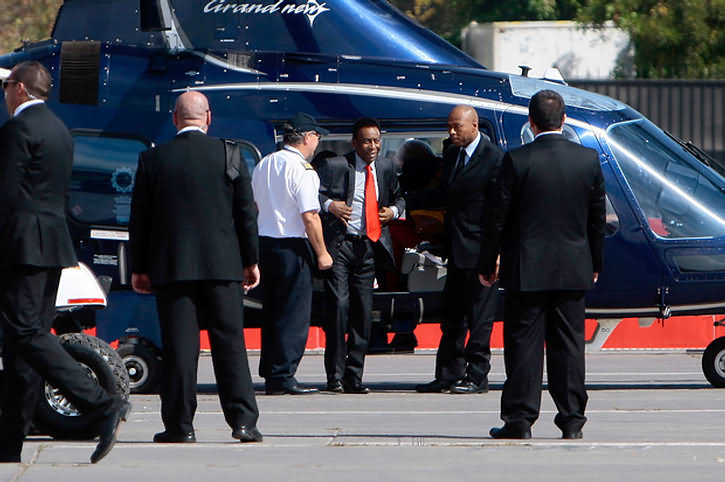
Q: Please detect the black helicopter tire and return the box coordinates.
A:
[117,338,162,394]
[34,333,130,439]
[702,336,725,388]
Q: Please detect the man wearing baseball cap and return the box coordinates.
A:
[251,112,333,394]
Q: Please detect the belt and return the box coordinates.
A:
[344,233,369,242]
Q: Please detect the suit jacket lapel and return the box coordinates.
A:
[448,147,463,184]
[375,158,386,204]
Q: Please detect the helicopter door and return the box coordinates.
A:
[500,109,665,316]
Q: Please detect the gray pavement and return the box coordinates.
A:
[3,351,725,481]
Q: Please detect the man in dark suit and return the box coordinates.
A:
[316,117,405,393]
[0,61,128,464]
[416,105,504,394]
[130,91,262,444]
[479,89,606,439]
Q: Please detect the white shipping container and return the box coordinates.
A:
[462,20,631,80]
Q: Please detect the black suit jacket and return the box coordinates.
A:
[317,152,405,270]
[0,103,77,268]
[130,131,258,286]
[440,135,504,270]
[480,134,606,291]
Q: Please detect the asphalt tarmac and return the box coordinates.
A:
[2,350,724,481]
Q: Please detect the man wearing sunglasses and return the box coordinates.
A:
[0,61,129,464]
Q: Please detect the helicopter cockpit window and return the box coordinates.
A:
[520,122,581,145]
[68,132,151,227]
[607,119,725,239]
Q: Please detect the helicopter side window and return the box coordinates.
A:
[605,195,619,236]
[229,139,262,173]
[68,132,151,227]
[607,119,725,239]
[520,122,581,145]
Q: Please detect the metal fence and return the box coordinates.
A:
[570,80,725,162]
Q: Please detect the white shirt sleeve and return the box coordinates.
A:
[294,168,321,214]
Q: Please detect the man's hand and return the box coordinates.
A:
[479,257,500,287]
[132,273,152,294]
[242,264,260,291]
[378,206,394,225]
[478,273,497,287]
[318,252,334,271]
[329,201,352,225]
[593,272,599,284]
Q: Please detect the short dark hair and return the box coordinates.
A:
[352,117,381,139]
[282,122,305,145]
[529,90,565,132]
[12,61,52,100]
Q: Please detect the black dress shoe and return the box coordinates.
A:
[90,399,131,464]
[232,425,263,443]
[325,380,344,393]
[266,384,319,395]
[489,424,532,439]
[562,429,583,440]
[343,383,369,394]
[153,430,196,443]
[0,455,21,463]
[450,378,488,394]
[415,379,454,393]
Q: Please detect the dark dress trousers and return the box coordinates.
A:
[130,130,259,434]
[480,133,606,432]
[316,152,405,385]
[434,136,504,385]
[0,103,114,459]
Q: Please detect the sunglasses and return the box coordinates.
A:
[2,79,18,90]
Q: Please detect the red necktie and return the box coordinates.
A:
[365,164,381,242]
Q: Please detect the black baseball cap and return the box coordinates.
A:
[287,112,329,135]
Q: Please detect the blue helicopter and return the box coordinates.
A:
[2,0,725,391]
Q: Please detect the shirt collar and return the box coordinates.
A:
[13,99,44,117]
[355,152,375,171]
[283,145,306,160]
[534,130,563,140]
[463,131,481,159]
[176,126,206,135]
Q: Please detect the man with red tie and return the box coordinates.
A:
[316,117,405,393]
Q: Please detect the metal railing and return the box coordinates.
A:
[570,79,725,162]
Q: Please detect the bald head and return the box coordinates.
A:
[173,91,211,131]
[447,105,479,148]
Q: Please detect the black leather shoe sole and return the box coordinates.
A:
[325,381,344,393]
[266,385,319,395]
[0,456,21,463]
[415,380,453,393]
[489,425,532,439]
[232,425,264,443]
[343,385,370,394]
[153,431,197,443]
[562,430,583,440]
[90,400,131,464]
[449,381,488,394]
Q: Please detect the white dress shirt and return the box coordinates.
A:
[323,153,399,236]
[13,99,44,117]
[252,145,321,238]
